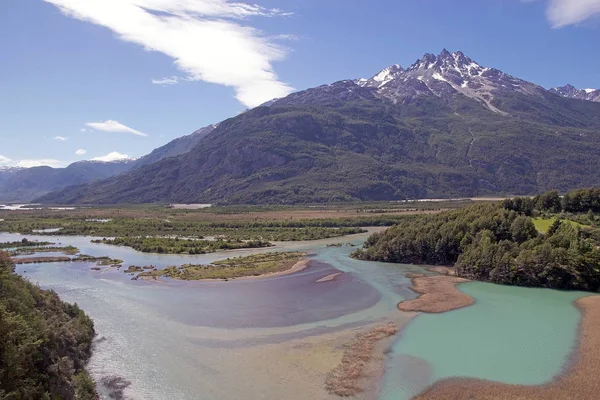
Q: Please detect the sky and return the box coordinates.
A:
[1,0,599,168]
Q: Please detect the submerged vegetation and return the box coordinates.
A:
[0,251,97,399]
[354,188,600,291]
[92,236,272,254]
[138,252,306,280]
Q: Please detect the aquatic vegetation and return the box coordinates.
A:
[325,322,398,397]
[0,251,97,399]
[13,256,73,264]
[74,255,123,266]
[92,236,273,254]
[355,189,600,291]
[124,265,144,273]
[138,252,306,280]
[0,238,54,249]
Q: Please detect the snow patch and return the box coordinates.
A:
[432,73,447,82]
[584,88,597,93]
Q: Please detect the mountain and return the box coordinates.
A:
[38,50,600,205]
[0,125,216,202]
[550,84,600,102]
[131,124,216,169]
[0,159,135,202]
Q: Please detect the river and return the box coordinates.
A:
[1,231,585,399]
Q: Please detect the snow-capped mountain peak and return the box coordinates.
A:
[550,84,600,102]
[357,64,404,88]
[358,49,544,114]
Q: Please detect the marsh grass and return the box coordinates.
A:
[138,252,305,280]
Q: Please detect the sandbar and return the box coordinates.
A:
[398,274,473,313]
[316,272,342,283]
[414,295,600,400]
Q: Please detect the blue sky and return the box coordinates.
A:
[1,0,599,168]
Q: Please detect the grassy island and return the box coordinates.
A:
[91,236,273,254]
[9,245,79,256]
[0,251,97,399]
[138,252,306,281]
[354,188,600,291]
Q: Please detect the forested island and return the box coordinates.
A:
[0,251,97,399]
[91,236,273,254]
[354,188,600,291]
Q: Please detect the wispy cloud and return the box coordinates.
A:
[44,0,295,107]
[152,76,179,85]
[54,136,68,141]
[91,151,130,162]
[529,0,600,27]
[75,149,87,156]
[15,159,64,168]
[85,120,148,137]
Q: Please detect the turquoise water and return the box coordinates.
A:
[380,282,587,400]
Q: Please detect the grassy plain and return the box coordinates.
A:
[0,201,460,241]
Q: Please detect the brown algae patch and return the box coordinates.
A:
[325,322,398,397]
[414,295,600,400]
[398,275,473,313]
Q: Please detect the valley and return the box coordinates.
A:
[3,33,600,400]
[2,192,600,399]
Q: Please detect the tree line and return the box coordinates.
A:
[354,188,600,291]
[0,251,97,399]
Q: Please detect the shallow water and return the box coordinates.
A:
[1,231,587,399]
[380,282,586,399]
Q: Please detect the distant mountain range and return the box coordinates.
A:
[31,49,600,204]
[550,84,600,102]
[0,125,215,202]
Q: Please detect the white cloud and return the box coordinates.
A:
[85,120,148,137]
[15,159,65,168]
[0,155,12,165]
[152,76,179,85]
[530,0,600,27]
[75,149,87,155]
[91,151,130,162]
[54,136,68,141]
[80,128,87,132]
[44,0,294,107]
